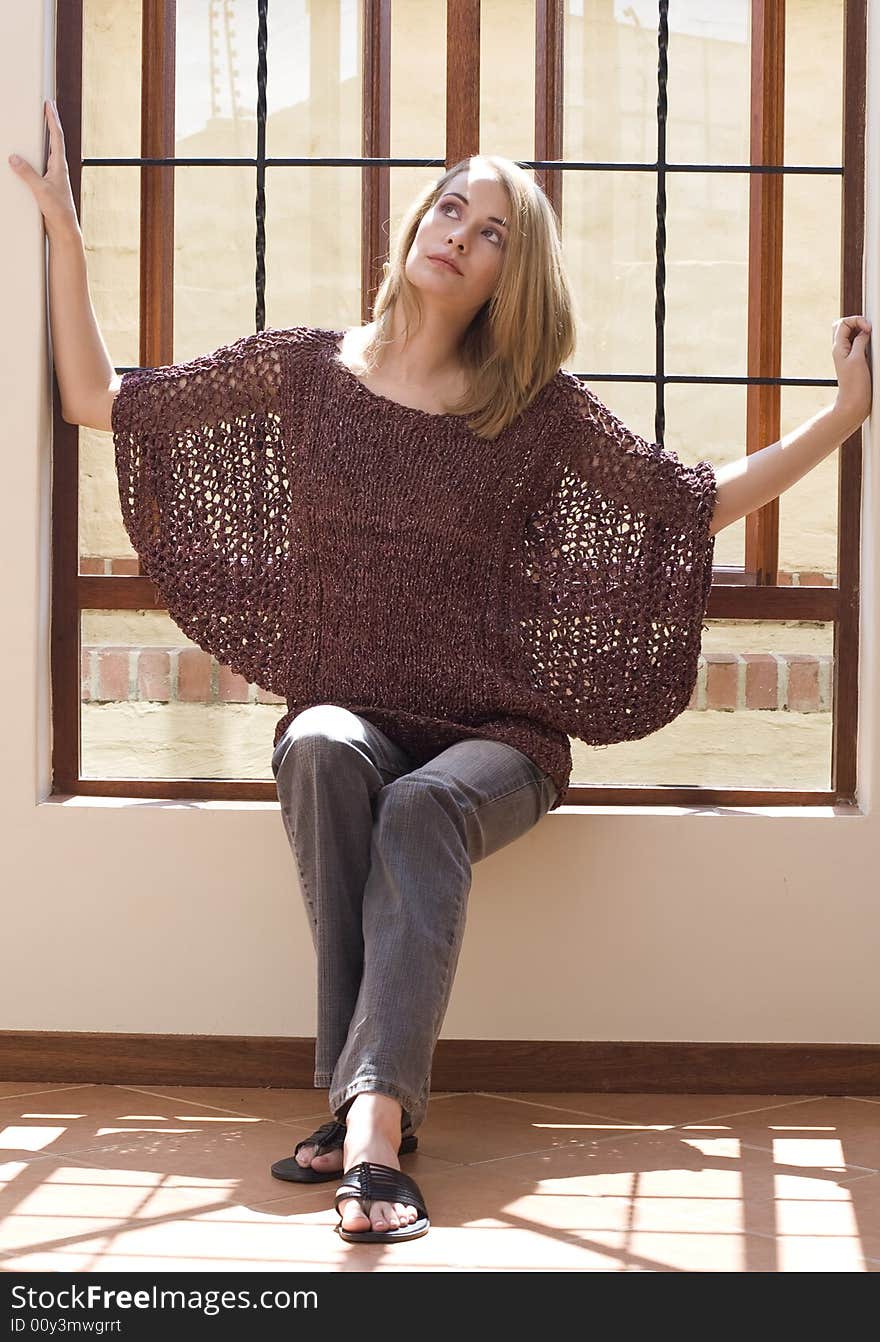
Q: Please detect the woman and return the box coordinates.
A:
[11,99,872,1246]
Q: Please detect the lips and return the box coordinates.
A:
[428,254,461,275]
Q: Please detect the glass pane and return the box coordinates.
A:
[780,168,841,572]
[565,1,751,166]
[568,618,834,790]
[564,2,670,164]
[781,173,841,396]
[661,1,752,167]
[784,0,843,167]
[81,610,284,780]
[170,0,361,161]
[82,0,142,159]
[665,382,745,576]
[266,0,363,159]
[778,385,840,587]
[391,0,446,157]
[173,165,261,350]
[561,169,658,375]
[480,0,535,160]
[174,0,256,157]
[267,165,363,328]
[665,170,749,381]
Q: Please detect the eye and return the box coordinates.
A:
[439,199,502,245]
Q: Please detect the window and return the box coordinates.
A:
[56,0,867,805]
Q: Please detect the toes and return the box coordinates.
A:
[370,1201,417,1229]
[339,1196,371,1229]
[338,1196,419,1232]
[371,1200,399,1229]
[295,1144,342,1170]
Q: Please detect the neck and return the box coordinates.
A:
[373,304,472,383]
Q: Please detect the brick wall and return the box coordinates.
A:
[80,645,832,713]
[81,562,835,713]
[81,647,287,705]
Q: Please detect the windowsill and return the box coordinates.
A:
[551,802,862,818]
[40,793,282,810]
[38,794,864,818]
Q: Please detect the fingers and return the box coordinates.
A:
[833,316,871,357]
[7,150,36,184]
[46,99,63,150]
[8,97,61,177]
[836,315,871,337]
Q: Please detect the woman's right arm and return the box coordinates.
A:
[48,219,120,429]
[9,98,120,430]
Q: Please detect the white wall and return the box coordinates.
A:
[2,0,877,1048]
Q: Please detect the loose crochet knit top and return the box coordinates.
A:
[111,324,718,810]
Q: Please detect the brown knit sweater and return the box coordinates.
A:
[112,324,717,810]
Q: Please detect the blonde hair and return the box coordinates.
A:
[337,154,579,439]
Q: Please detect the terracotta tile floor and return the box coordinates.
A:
[1,1083,880,1272]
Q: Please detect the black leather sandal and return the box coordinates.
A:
[270,1119,418,1184]
[334,1160,430,1241]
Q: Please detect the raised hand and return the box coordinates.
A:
[832,314,872,428]
[8,98,78,233]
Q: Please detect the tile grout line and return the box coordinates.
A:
[14,1126,877,1182]
[466,1090,836,1129]
[110,1083,337,1123]
[5,1088,879,1179]
[0,1084,107,1101]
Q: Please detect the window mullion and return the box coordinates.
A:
[141,0,176,367]
[446,0,480,165]
[745,0,785,587]
[535,0,564,220]
[362,0,391,321]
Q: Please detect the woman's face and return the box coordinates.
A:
[407,168,510,314]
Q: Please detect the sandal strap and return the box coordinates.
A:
[334,1160,428,1219]
[294,1119,346,1159]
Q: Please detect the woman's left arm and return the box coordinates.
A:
[709,315,873,536]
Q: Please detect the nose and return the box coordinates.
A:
[443,222,466,248]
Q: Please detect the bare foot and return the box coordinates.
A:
[336,1093,419,1234]
[293,1140,344,1176]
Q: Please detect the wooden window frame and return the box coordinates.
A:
[53,0,866,807]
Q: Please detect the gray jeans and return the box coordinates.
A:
[271,703,558,1135]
